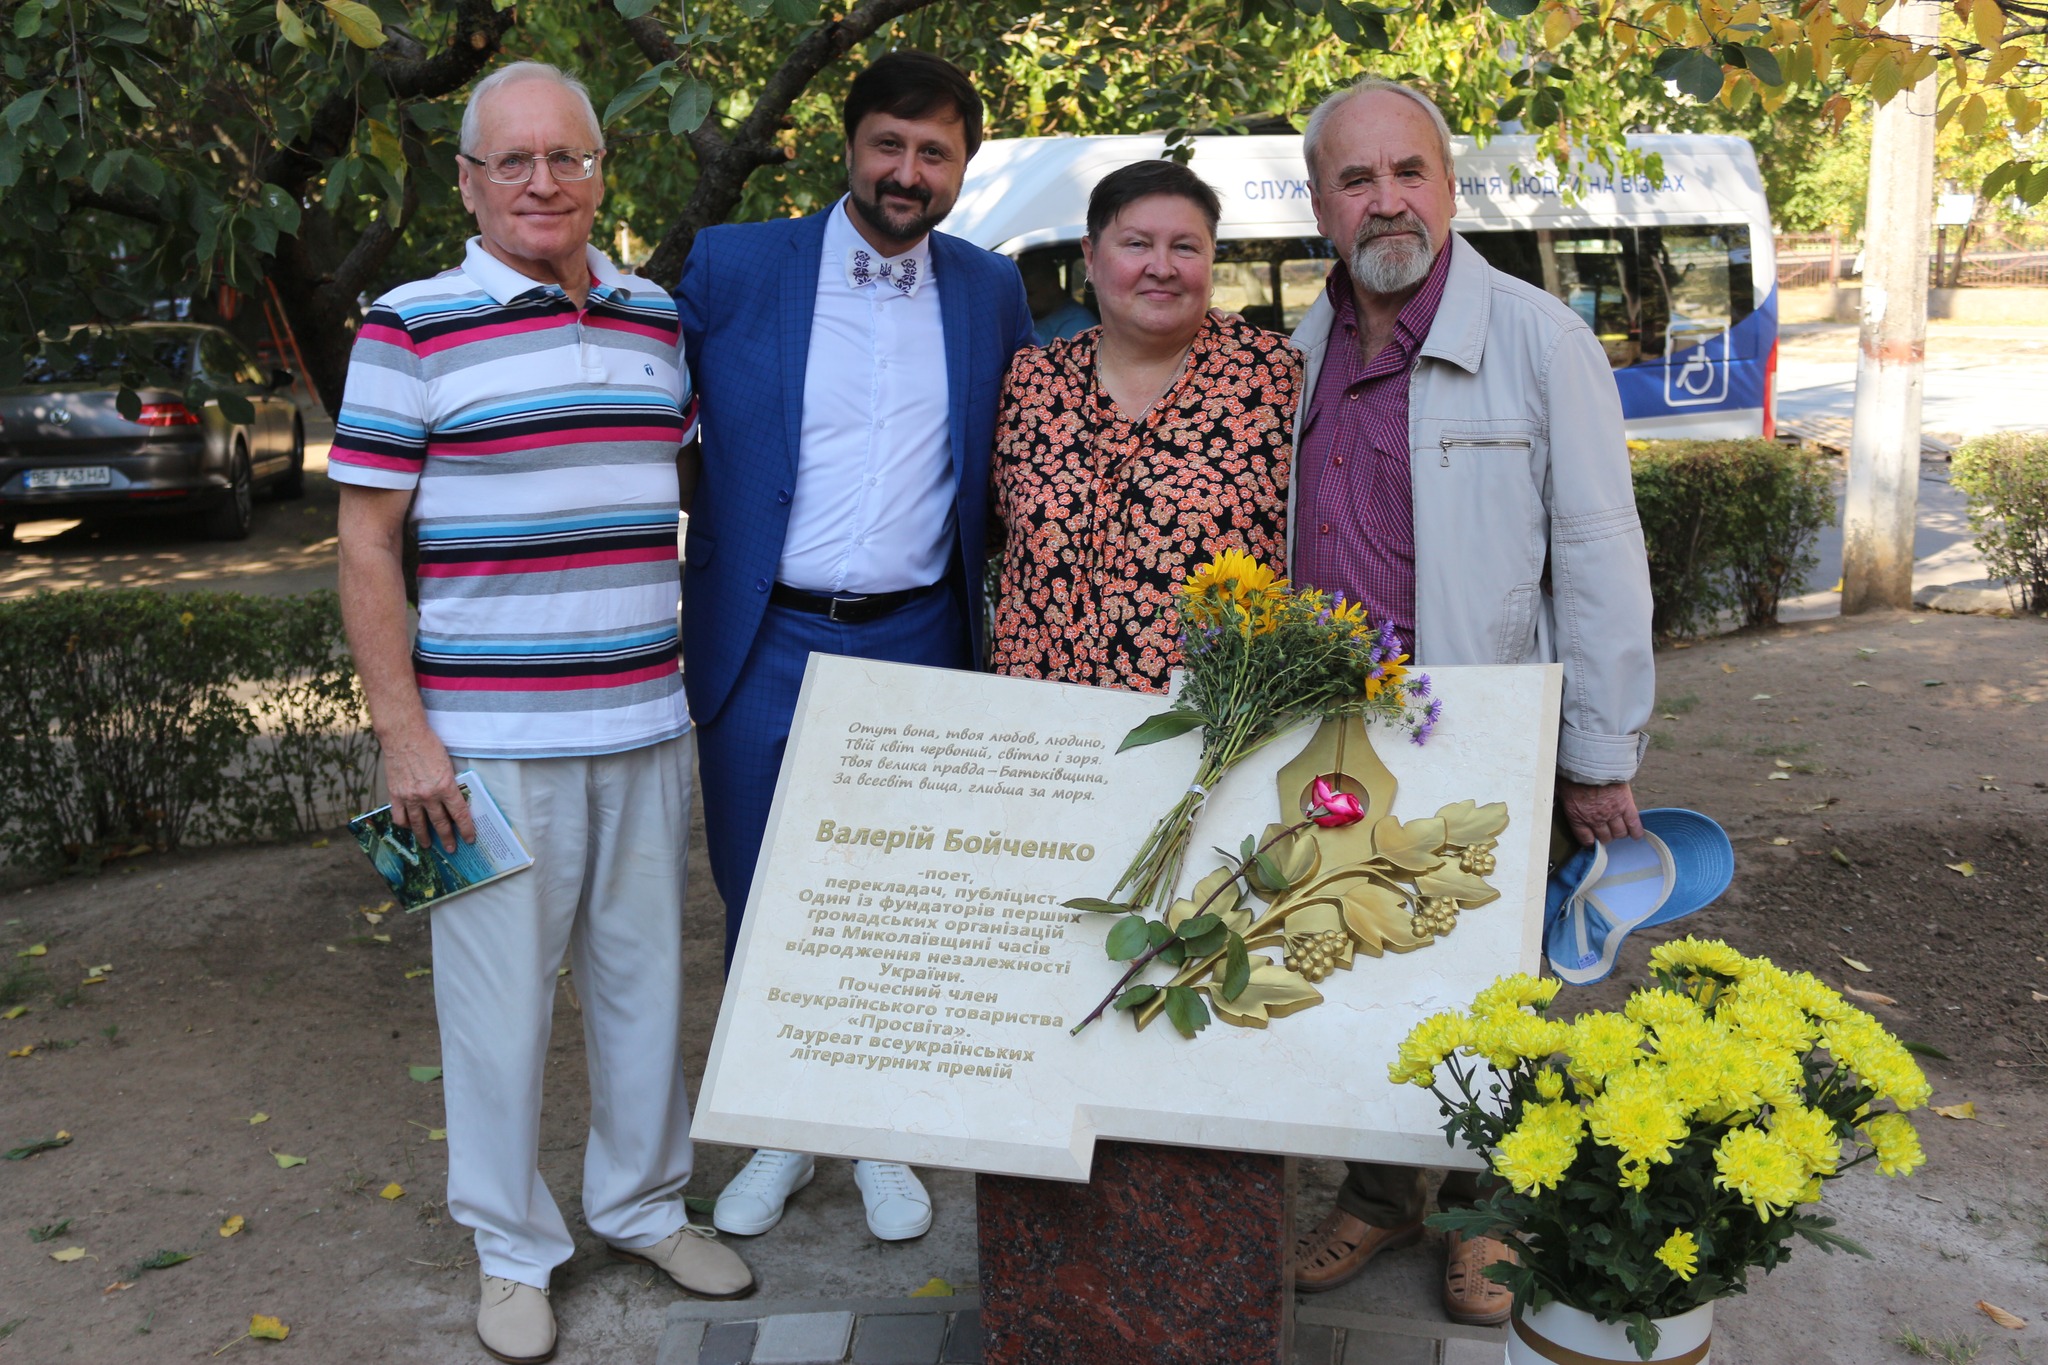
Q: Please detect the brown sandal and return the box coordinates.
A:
[1442,1231,1517,1325]
[1292,1208,1424,1292]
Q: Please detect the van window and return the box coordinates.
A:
[1459,224,1755,368]
[1019,224,1753,368]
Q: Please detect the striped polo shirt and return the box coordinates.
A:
[328,238,696,760]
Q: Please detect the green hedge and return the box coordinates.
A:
[1630,439,1835,641]
[1950,432,2048,613]
[0,589,374,870]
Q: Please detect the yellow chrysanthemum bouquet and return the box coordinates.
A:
[1394,938,1929,1359]
[1105,550,1436,917]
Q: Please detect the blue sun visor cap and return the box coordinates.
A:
[1544,808,1735,987]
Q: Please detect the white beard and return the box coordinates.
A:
[1349,216,1435,294]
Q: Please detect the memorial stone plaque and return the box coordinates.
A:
[694,655,1562,1181]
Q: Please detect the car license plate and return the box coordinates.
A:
[25,466,112,489]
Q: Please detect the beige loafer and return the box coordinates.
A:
[477,1271,555,1364]
[609,1222,756,1300]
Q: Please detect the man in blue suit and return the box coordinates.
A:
[674,53,1033,1246]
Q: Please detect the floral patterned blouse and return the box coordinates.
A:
[990,315,1299,694]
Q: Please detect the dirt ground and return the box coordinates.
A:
[3,607,2045,1364]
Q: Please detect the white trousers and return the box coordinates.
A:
[432,734,697,1287]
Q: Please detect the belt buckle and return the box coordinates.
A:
[827,593,868,623]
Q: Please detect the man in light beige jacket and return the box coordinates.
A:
[1285,76,1655,1324]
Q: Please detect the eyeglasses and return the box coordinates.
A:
[460,149,601,185]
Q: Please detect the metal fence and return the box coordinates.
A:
[1776,226,2048,289]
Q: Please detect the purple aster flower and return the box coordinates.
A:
[1410,674,1432,699]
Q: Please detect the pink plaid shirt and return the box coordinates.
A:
[1293,247,1452,648]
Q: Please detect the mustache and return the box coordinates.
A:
[872,178,931,206]
[1354,212,1430,249]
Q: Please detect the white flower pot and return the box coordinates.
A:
[1506,1299,1715,1364]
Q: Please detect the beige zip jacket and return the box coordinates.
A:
[1288,233,1654,785]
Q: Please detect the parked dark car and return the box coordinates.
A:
[0,322,306,544]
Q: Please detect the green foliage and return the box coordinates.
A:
[1629,440,1834,641]
[1949,433,2048,614]
[0,589,373,869]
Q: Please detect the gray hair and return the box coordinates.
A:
[1302,77,1456,184]
[460,61,604,156]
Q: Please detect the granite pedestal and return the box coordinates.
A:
[976,1140,1293,1365]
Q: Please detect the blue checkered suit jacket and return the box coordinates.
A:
[674,208,1033,727]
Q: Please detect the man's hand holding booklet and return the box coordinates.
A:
[350,770,534,912]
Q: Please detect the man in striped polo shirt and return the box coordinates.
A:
[332,62,751,1364]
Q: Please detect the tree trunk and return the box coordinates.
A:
[1841,0,1938,615]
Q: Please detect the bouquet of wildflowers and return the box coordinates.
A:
[1394,938,1930,1359]
[1108,550,1436,918]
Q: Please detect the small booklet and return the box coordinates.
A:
[349,770,533,912]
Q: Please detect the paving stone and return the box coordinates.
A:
[1440,1337,1505,1365]
[851,1312,948,1364]
[698,1320,759,1365]
[1343,1328,1438,1365]
[940,1309,983,1364]
[753,1311,857,1365]
[1292,1323,1339,1365]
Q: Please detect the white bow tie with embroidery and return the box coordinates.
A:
[844,246,924,298]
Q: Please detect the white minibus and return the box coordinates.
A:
[946,133,1778,440]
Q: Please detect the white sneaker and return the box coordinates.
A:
[712,1149,815,1236]
[853,1160,932,1241]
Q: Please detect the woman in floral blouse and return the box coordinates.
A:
[989,159,1299,694]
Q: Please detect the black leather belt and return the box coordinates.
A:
[771,580,941,624]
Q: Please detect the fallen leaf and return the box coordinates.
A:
[374,901,392,914]
[271,1151,306,1169]
[1767,772,1792,781]
[80,975,108,987]
[218,1215,245,1238]
[1751,693,1774,700]
[1977,1301,2026,1330]
[325,945,338,953]
[379,1182,405,1201]
[910,1276,954,1298]
[17,943,46,957]
[1931,1102,1976,1120]
[1852,681,1871,688]
[362,912,384,926]
[404,967,431,980]
[1841,956,1871,973]
[371,933,391,944]
[248,1112,269,1125]
[251,1314,291,1341]
[103,1280,134,1294]
[1841,983,1898,1005]
[1946,861,1976,877]
[1,1004,25,1019]
[2032,991,2047,1003]
[1769,837,1792,846]
[406,1120,445,1140]
[1721,663,1738,673]
[308,838,329,849]
[1773,759,1793,769]
[557,966,571,977]
[1830,847,1853,866]
[407,1065,442,1084]
[4,1132,71,1160]
[50,1246,87,1262]
[85,963,111,975]
[1857,647,1878,656]
[8,1045,34,1058]
[1660,713,1678,720]
[1921,679,1944,687]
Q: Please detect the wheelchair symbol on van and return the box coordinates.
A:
[1663,325,1730,406]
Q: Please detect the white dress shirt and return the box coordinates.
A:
[778,198,953,595]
